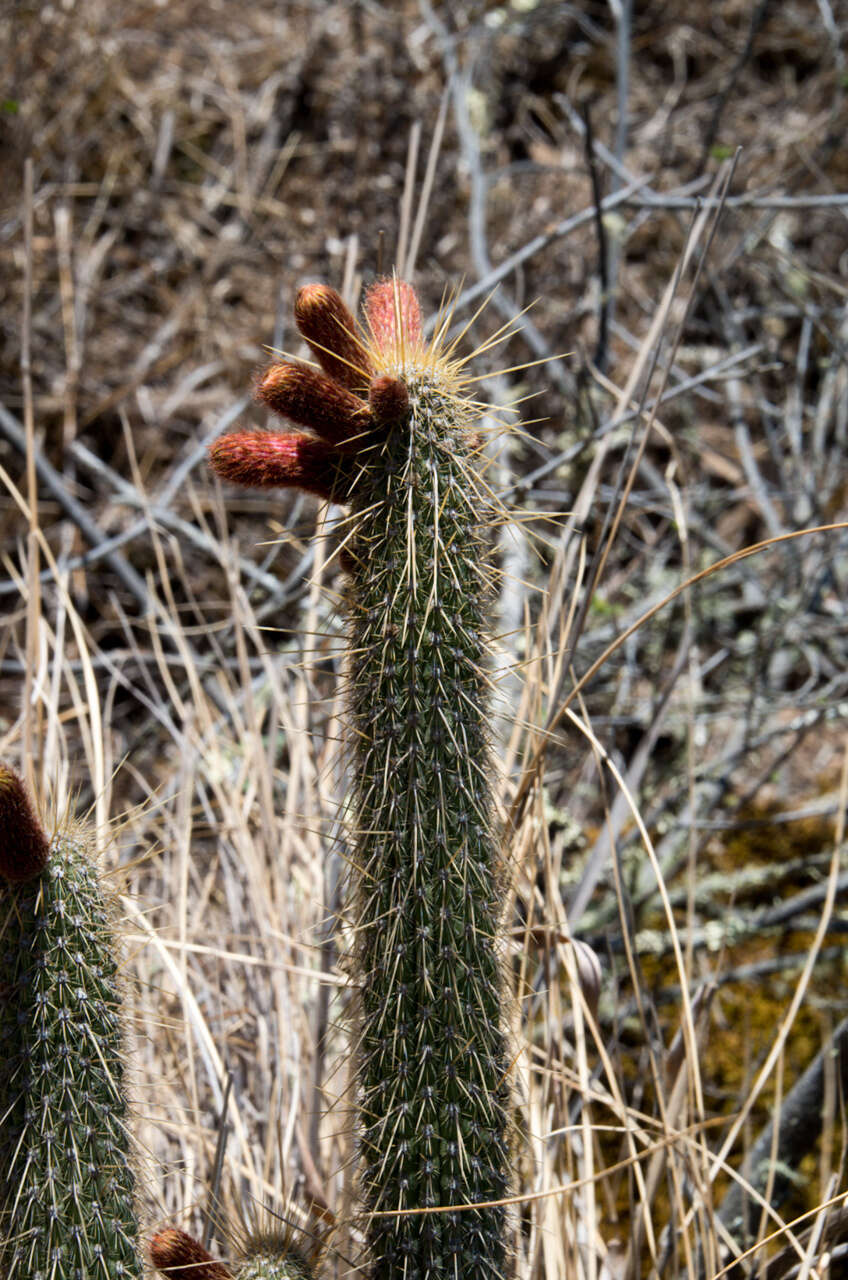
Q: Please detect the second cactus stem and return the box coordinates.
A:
[0,768,143,1280]
[210,278,510,1280]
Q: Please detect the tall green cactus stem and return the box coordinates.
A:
[348,284,510,1280]
[210,279,510,1280]
[0,778,143,1280]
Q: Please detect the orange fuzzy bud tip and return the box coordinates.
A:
[0,765,49,883]
[149,1228,231,1280]
[294,284,373,391]
[365,279,422,351]
[369,374,410,426]
[256,361,372,450]
[209,432,354,503]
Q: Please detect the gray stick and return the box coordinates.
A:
[0,400,150,610]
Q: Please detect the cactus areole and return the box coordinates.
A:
[211,279,510,1280]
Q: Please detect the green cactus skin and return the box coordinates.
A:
[0,824,143,1280]
[346,338,510,1278]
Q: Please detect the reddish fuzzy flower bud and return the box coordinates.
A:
[149,1228,231,1279]
[210,432,354,503]
[256,361,372,450]
[294,284,373,391]
[150,1229,230,1279]
[369,375,410,426]
[365,279,422,352]
[0,765,49,883]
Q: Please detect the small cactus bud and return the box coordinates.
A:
[0,766,49,883]
[150,1228,231,1280]
[294,284,373,391]
[369,375,410,426]
[255,362,372,450]
[209,433,354,502]
[365,278,422,351]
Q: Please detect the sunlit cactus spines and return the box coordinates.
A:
[0,764,50,882]
[211,276,511,1280]
[150,1227,231,1279]
[0,814,144,1279]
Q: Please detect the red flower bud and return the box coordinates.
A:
[210,432,354,502]
[255,362,372,450]
[0,765,49,883]
[369,375,410,426]
[294,284,373,391]
[365,279,422,352]
[149,1228,231,1279]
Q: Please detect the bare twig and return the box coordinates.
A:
[0,400,150,610]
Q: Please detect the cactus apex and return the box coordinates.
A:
[0,765,49,882]
[235,1231,317,1280]
[150,1228,232,1279]
[209,432,354,502]
[255,361,372,450]
[294,284,373,391]
[364,278,422,353]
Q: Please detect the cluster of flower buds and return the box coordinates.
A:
[209,281,420,503]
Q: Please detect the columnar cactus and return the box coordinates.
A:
[0,767,144,1280]
[210,279,510,1280]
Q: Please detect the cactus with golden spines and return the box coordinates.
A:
[209,279,510,1280]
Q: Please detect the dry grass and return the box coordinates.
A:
[2,1,848,1277]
